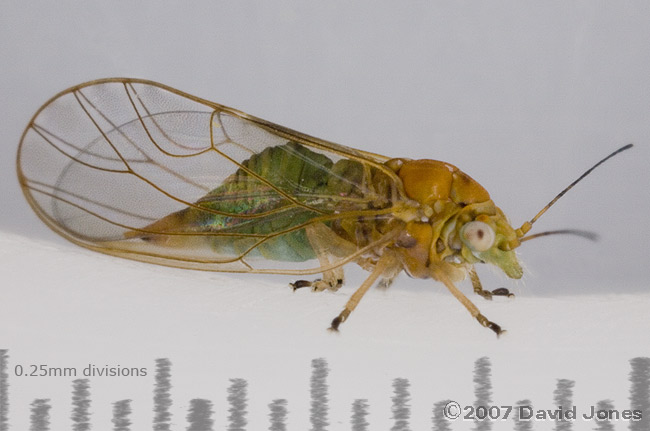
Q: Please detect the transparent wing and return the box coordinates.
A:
[17,78,408,273]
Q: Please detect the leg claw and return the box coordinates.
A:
[477,314,506,338]
[491,287,515,298]
[290,280,312,291]
[329,310,350,332]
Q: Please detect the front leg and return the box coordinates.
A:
[434,267,506,337]
[469,267,514,300]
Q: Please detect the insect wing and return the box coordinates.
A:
[17,79,405,274]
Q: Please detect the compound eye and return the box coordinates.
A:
[461,221,495,252]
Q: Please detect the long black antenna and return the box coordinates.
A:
[519,229,598,243]
[515,144,633,239]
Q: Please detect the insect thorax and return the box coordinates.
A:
[385,158,521,281]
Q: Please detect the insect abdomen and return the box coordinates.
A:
[140,142,372,262]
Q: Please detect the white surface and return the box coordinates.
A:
[1,233,649,430]
[1,2,650,430]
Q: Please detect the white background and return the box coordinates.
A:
[1,2,650,430]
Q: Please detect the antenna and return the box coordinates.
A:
[519,229,598,243]
[514,144,633,241]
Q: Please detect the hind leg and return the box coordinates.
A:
[290,265,344,292]
[290,224,348,292]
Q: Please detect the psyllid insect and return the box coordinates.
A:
[17,78,632,336]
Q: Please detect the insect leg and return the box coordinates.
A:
[290,224,346,292]
[469,267,514,300]
[290,268,344,292]
[377,276,396,290]
[329,252,398,331]
[376,261,401,290]
[434,268,505,337]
